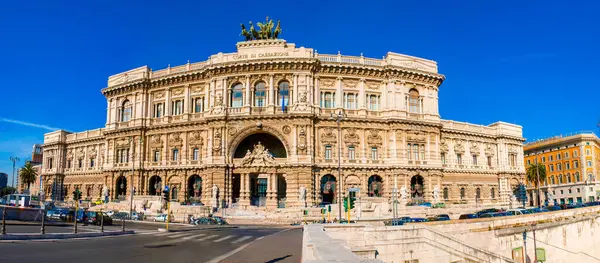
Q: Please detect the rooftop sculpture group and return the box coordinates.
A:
[240,16,282,41]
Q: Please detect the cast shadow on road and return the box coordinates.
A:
[265,255,292,263]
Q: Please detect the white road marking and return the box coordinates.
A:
[181,233,206,240]
[231,236,252,244]
[167,232,195,238]
[153,232,172,236]
[205,228,295,263]
[195,234,218,242]
[213,235,234,243]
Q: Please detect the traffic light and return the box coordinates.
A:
[72,189,82,201]
[343,197,356,212]
[162,189,170,202]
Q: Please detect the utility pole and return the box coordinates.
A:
[331,110,346,221]
[9,157,20,191]
[129,136,136,220]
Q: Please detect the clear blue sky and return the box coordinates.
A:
[1,1,599,184]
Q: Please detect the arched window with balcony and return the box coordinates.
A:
[408,89,421,113]
[278,81,290,108]
[120,100,132,122]
[231,83,244,107]
[254,81,266,107]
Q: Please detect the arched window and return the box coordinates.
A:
[172,149,179,161]
[567,173,572,183]
[324,145,332,160]
[443,187,449,200]
[278,81,290,107]
[475,188,481,199]
[231,83,244,107]
[254,82,266,107]
[491,188,495,199]
[348,146,356,160]
[120,100,132,122]
[408,89,421,113]
[550,176,555,185]
[588,173,595,182]
[171,187,178,200]
[558,174,563,184]
[460,187,465,199]
[575,172,580,182]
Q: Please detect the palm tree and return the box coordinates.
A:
[526,162,547,207]
[19,161,38,193]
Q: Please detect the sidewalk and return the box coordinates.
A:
[0,230,135,241]
[4,220,71,226]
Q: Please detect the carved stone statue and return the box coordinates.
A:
[273,20,282,39]
[240,24,252,41]
[211,184,219,208]
[241,18,282,41]
[510,194,519,208]
[193,179,201,198]
[433,185,440,204]
[299,185,307,207]
[155,181,162,196]
[240,141,276,166]
[102,184,109,197]
[400,185,409,200]
[299,91,307,103]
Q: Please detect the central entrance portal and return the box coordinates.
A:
[250,174,268,207]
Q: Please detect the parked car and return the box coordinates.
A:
[105,210,115,217]
[526,207,549,213]
[435,214,450,221]
[506,208,531,216]
[565,203,585,209]
[459,213,478,220]
[476,208,502,217]
[584,201,600,207]
[153,214,171,222]
[85,211,113,225]
[410,217,428,223]
[432,203,446,208]
[388,217,411,226]
[418,202,432,207]
[547,205,562,211]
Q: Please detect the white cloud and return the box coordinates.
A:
[0,118,61,131]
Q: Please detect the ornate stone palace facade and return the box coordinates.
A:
[41,39,525,208]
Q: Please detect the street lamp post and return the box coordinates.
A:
[535,154,542,208]
[129,136,135,220]
[9,157,20,191]
[331,110,346,221]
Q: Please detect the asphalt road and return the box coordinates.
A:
[0,225,302,263]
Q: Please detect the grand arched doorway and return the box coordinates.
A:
[233,133,287,158]
[188,175,202,203]
[149,175,162,196]
[368,175,383,197]
[410,175,424,199]
[115,176,127,199]
[320,175,337,204]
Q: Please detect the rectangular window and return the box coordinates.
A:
[67,160,72,168]
[557,153,561,160]
[527,160,531,165]
[441,153,446,164]
[574,150,578,157]
[90,158,95,168]
[348,146,356,160]
[542,156,546,162]
[413,144,419,160]
[420,144,425,160]
[321,92,335,109]
[344,93,357,109]
[574,161,579,168]
[172,149,179,161]
[325,146,332,160]
[577,188,581,193]
[549,155,553,161]
[371,147,378,160]
[406,144,411,160]
[565,152,569,158]
[172,100,183,115]
[587,149,591,155]
[472,155,477,166]
[193,148,199,160]
[78,159,83,168]
[194,98,204,113]
[588,160,593,167]
[367,94,379,111]
[509,154,516,167]
[557,163,562,170]
[154,103,164,118]
[566,162,570,170]
[487,156,492,167]
[457,154,462,164]
[549,164,554,172]
[153,151,160,162]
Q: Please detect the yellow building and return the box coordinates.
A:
[524,132,600,205]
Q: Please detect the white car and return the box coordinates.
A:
[506,208,530,216]
[153,214,171,222]
[105,211,115,217]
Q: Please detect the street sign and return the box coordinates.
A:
[348,187,360,192]
[536,248,546,262]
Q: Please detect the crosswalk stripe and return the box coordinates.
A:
[231,236,252,244]
[168,232,196,238]
[154,232,173,236]
[195,234,219,242]
[213,235,235,243]
[182,233,206,240]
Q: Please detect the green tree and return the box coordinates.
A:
[526,163,547,206]
[19,161,38,192]
[0,186,16,196]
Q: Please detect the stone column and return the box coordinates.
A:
[314,77,320,107]
[269,74,275,106]
[222,78,227,107]
[382,80,388,110]
[293,74,299,104]
[184,84,190,114]
[335,77,343,108]
[245,76,251,107]
[359,79,366,109]
[165,89,171,116]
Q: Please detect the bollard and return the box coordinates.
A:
[41,210,46,235]
[121,218,125,232]
[2,207,6,235]
[100,214,104,233]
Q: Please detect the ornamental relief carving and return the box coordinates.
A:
[169,133,183,148]
[507,145,519,154]
[440,141,449,153]
[406,131,426,143]
[191,85,203,94]
[282,125,291,135]
[343,80,358,89]
[228,127,238,136]
[367,130,383,146]
[454,140,465,154]
[320,78,335,88]
[213,130,222,155]
[297,127,307,154]
[150,135,164,148]
[88,147,97,157]
[366,81,380,90]
[320,128,337,143]
[188,131,204,147]
[485,144,495,157]
[116,138,129,149]
[344,128,360,146]
[171,88,184,97]
[469,142,479,155]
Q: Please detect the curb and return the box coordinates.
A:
[0,230,135,240]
